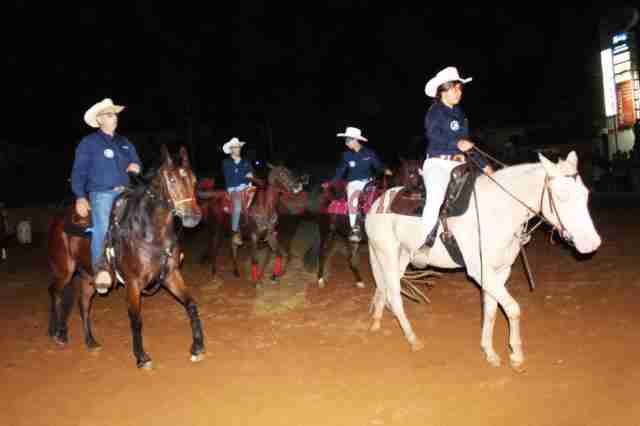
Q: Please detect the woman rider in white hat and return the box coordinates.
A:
[421,67,493,246]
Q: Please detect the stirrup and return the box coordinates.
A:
[348,226,362,242]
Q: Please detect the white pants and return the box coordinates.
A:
[346,179,369,228]
[421,158,459,234]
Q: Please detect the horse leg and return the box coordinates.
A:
[164,270,205,362]
[250,232,260,282]
[382,248,421,350]
[230,229,241,278]
[209,221,222,276]
[48,273,75,345]
[126,283,151,369]
[484,268,524,370]
[348,241,364,288]
[266,232,283,281]
[368,243,387,332]
[480,291,501,367]
[317,221,336,288]
[76,272,101,351]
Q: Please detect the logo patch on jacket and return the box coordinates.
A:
[104,149,115,159]
[450,120,460,131]
[348,161,356,168]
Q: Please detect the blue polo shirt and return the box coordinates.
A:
[424,102,485,167]
[222,157,254,190]
[71,130,142,199]
[332,146,385,182]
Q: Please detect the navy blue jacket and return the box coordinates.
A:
[222,157,254,190]
[332,146,385,182]
[424,102,485,167]
[71,131,142,199]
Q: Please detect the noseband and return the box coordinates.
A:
[539,173,579,245]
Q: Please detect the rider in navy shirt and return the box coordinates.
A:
[330,126,392,242]
[71,98,142,294]
[421,67,493,247]
[221,137,254,245]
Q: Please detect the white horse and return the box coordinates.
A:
[365,151,601,370]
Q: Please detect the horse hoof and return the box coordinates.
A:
[53,336,68,346]
[355,281,365,289]
[370,319,381,332]
[138,360,153,370]
[318,278,325,288]
[485,353,502,368]
[270,275,279,283]
[511,362,526,374]
[95,286,109,295]
[87,342,103,353]
[410,339,425,352]
[190,353,205,363]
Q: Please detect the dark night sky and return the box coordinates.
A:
[2,3,636,164]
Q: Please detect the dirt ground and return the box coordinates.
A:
[1,203,640,426]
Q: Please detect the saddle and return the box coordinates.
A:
[325,180,379,218]
[389,162,480,266]
[63,191,132,240]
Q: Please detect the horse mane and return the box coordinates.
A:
[490,162,542,181]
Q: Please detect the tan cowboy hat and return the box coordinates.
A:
[223,137,246,154]
[336,126,368,142]
[84,98,125,128]
[425,66,473,98]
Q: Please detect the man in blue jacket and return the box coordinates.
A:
[71,98,142,294]
[331,126,392,242]
[222,137,254,245]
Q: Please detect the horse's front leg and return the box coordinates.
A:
[126,282,151,369]
[481,290,500,367]
[164,270,205,362]
[48,274,75,346]
[230,224,242,278]
[76,272,101,351]
[250,232,260,282]
[348,241,364,288]
[266,231,283,281]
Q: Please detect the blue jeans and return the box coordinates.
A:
[227,184,248,232]
[89,190,121,270]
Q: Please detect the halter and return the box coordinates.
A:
[465,150,577,246]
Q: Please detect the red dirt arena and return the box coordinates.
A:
[1,199,639,426]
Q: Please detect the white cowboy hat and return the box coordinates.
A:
[83,98,125,128]
[424,66,473,98]
[336,126,368,142]
[223,137,246,154]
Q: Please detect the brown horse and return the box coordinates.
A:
[198,164,303,281]
[47,145,204,369]
[303,159,425,288]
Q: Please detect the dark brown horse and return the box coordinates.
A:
[198,164,303,282]
[47,145,204,369]
[303,159,424,288]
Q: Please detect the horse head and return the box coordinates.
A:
[266,163,303,195]
[538,151,601,254]
[157,145,202,228]
[396,158,423,192]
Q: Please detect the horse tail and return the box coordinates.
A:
[303,228,321,273]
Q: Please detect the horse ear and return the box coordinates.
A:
[538,152,559,177]
[566,150,578,170]
[180,145,191,168]
[161,144,173,167]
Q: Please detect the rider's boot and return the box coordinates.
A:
[232,231,243,246]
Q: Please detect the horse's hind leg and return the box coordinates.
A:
[266,232,283,281]
[348,242,364,288]
[481,291,501,367]
[317,221,336,288]
[76,272,101,351]
[48,274,75,345]
[126,283,152,369]
[164,270,205,362]
[368,244,386,332]
[381,248,421,350]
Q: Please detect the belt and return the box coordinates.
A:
[427,154,465,163]
[112,186,125,191]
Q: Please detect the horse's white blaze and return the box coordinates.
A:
[365,151,601,369]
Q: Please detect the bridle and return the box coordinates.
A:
[538,173,579,245]
[156,167,197,216]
